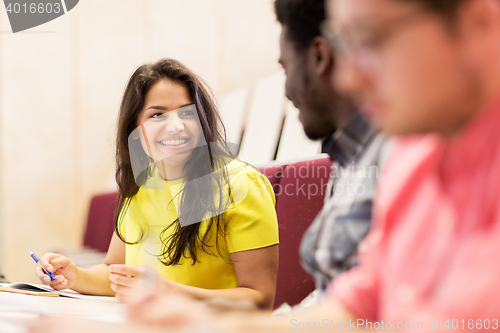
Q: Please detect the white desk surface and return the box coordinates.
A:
[0,290,126,333]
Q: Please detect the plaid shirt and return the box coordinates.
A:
[299,113,387,292]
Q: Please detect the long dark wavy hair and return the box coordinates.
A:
[114,58,237,266]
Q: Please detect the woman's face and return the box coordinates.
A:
[134,78,204,174]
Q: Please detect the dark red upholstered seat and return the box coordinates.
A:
[81,164,285,254]
[83,192,118,253]
[82,156,332,309]
[273,157,332,307]
[258,164,286,199]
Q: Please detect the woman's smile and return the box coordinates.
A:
[157,136,191,150]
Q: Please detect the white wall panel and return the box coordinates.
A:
[219,87,251,146]
[75,0,146,222]
[0,9,76,282]
[276,101,321,162]
[238,71,286,165]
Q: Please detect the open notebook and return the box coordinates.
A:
[0,282,118,301]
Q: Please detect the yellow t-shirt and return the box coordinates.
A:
[120,159,279,290]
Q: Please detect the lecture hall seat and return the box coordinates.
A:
[83,192,118,253]
[273,156,332,308]
[82,156,331,308]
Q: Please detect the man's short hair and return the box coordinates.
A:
[402,0,467,19]
[274,0,326,52]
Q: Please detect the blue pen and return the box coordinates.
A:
[30,251,55,281]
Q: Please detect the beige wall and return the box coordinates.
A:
[0,0,281,282]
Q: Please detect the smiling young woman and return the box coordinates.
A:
[34,59,279,310]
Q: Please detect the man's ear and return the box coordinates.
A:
[452,0,500,68]
[456,0,500,39]
[309,35,334,76]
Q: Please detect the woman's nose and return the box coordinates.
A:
[165,114,184,133]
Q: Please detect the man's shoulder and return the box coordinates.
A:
[377,134,442,210]
[385,134,441,177]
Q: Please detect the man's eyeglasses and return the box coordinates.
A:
[321,8,430,69]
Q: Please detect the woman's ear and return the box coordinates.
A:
[131,131,139,140]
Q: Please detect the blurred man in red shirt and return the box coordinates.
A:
[321,0,500,327]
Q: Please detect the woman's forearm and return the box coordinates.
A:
[71,263,115,296]
[166,280,271,310]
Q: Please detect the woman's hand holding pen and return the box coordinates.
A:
[35,253,79,290]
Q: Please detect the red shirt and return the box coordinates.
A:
[328,99,500,329]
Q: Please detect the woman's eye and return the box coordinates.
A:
[181,110,195,117]
[151,113,165,119]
